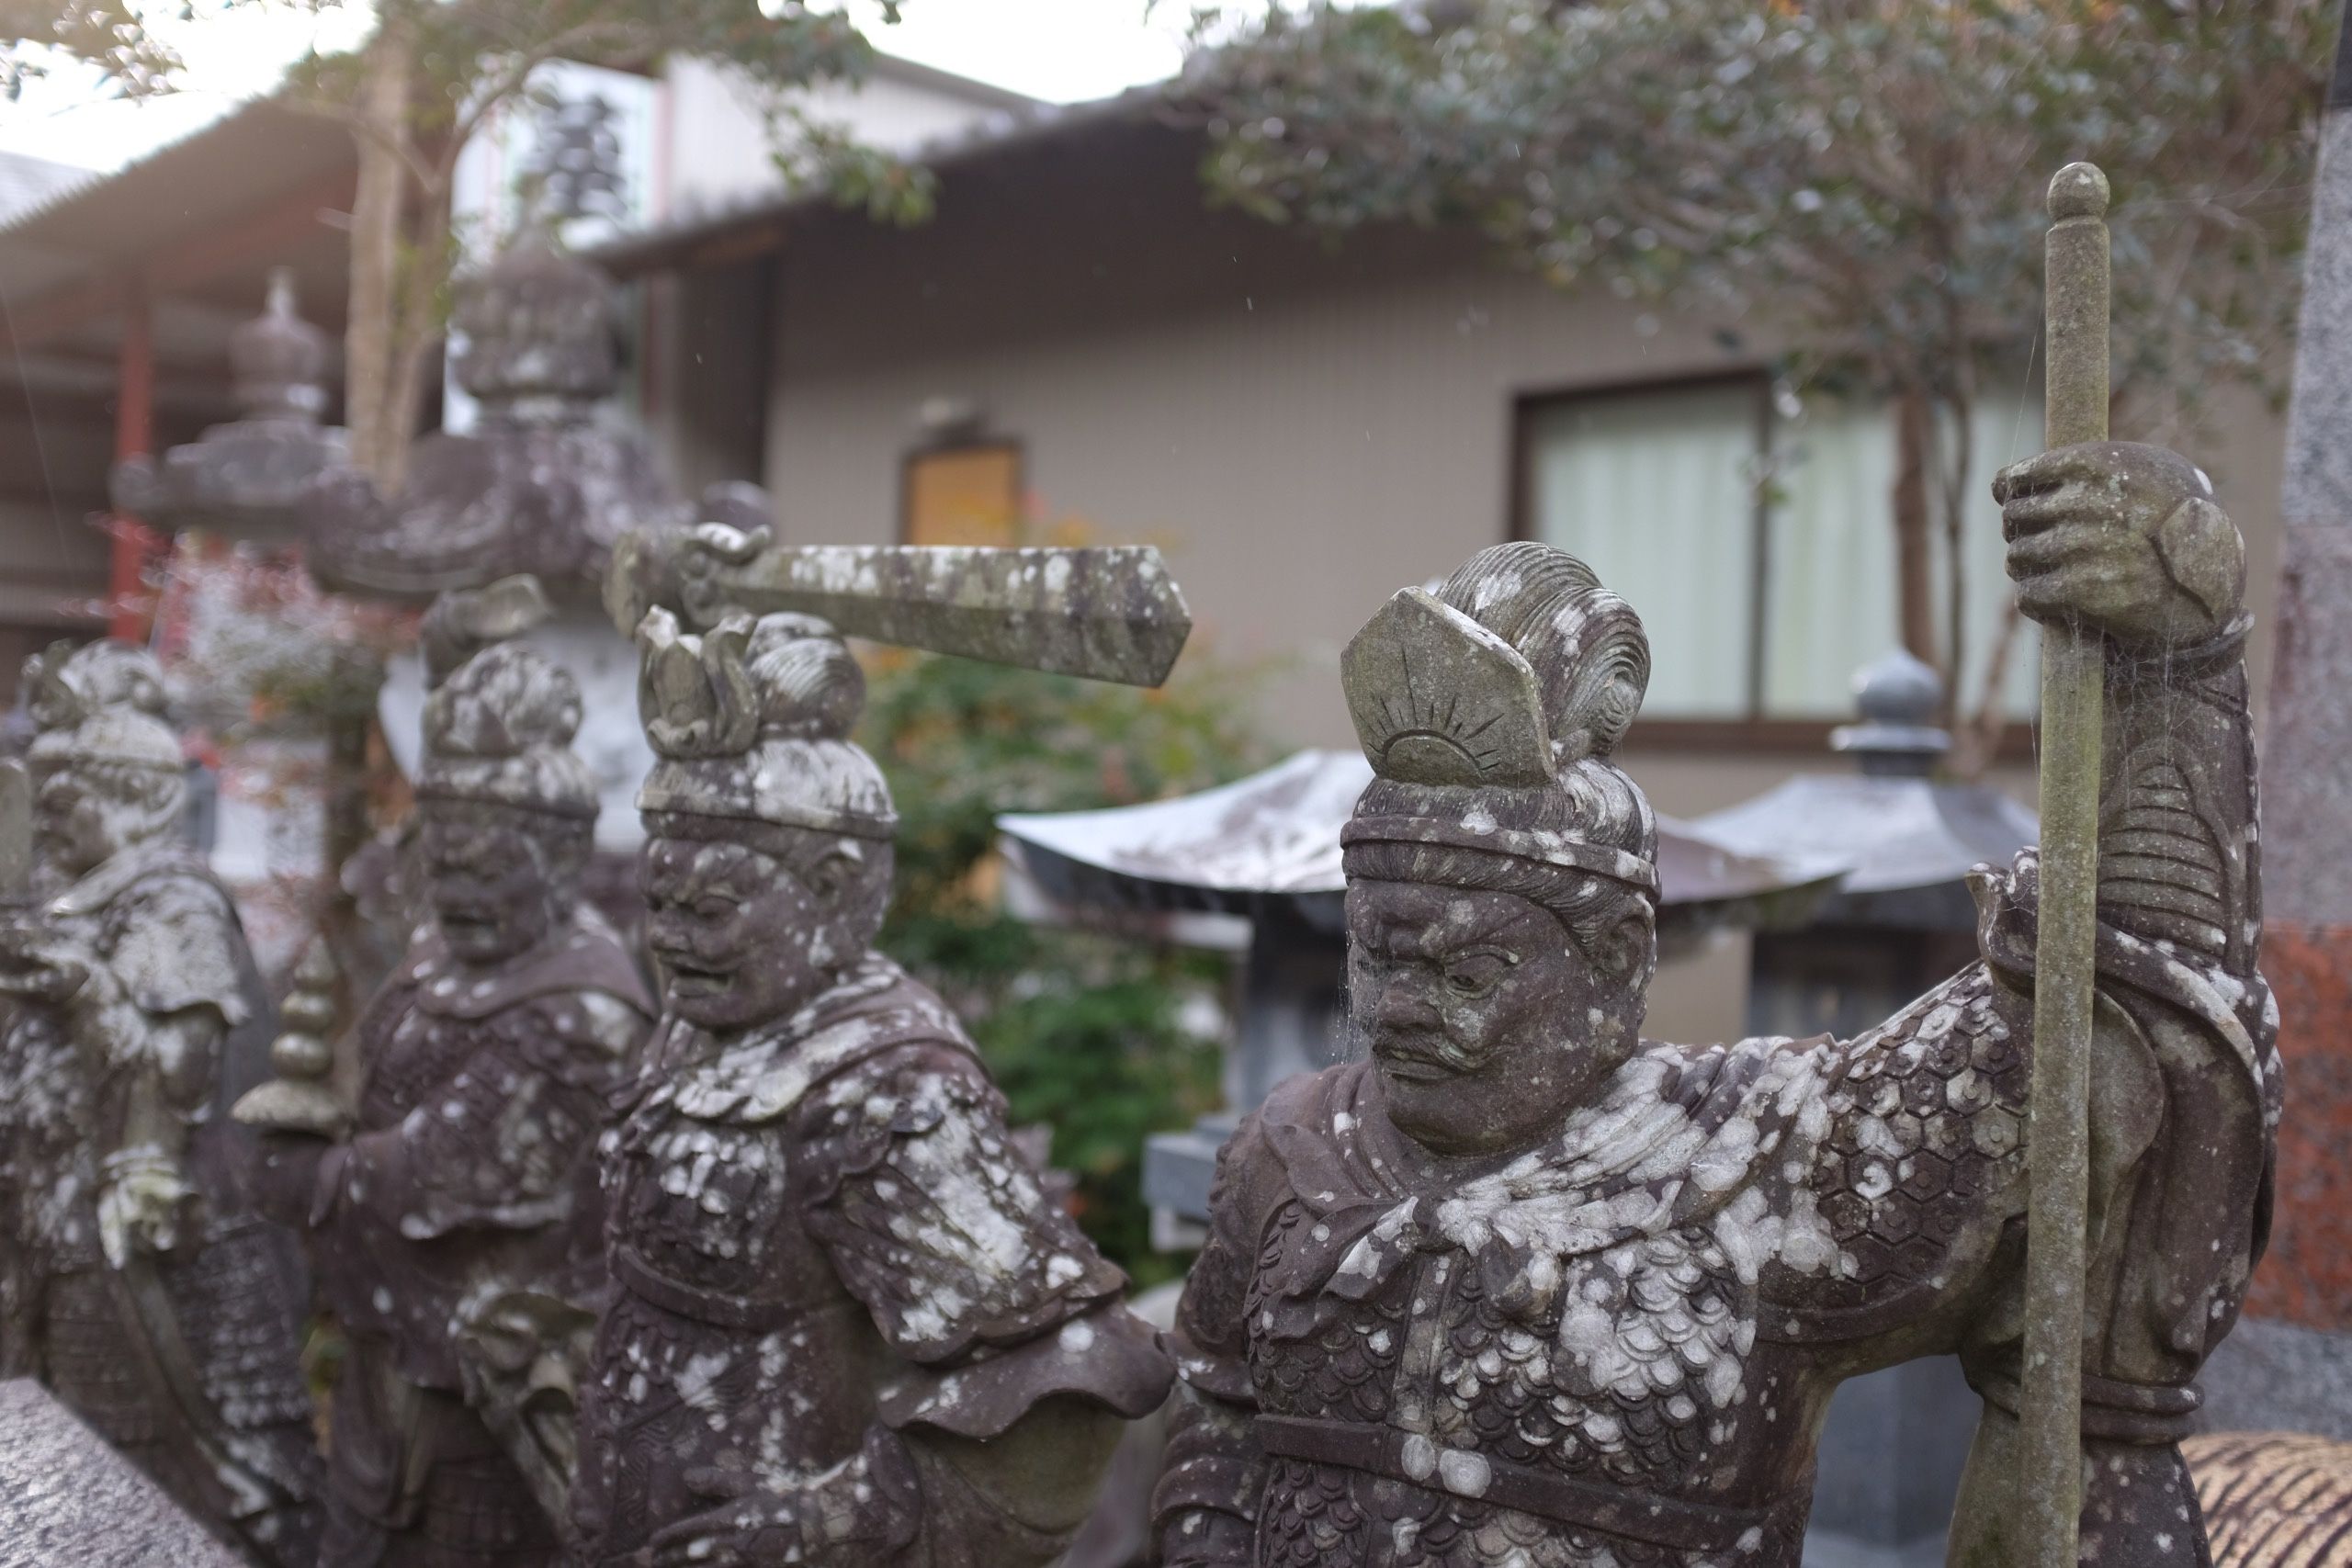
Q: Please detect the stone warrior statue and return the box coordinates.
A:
[569,606,1178,1567]
[0,640,321,1562]
[1150,442,2274,1567]
[243,594,655,1566]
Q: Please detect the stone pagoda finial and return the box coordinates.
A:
[1830,649,1951,777]
[450,231,619,415]
[230,267,330,423]
[107,268,349,540]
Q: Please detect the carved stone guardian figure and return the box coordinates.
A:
[0,640,321,1562]
[569,607,1177,1567]
[243,605,654,1566]
[1151,442,2274,1566]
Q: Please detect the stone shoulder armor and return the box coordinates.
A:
[51,841,250,1024]
[806,1040,1169,1437]
[1756,963,2030,1351]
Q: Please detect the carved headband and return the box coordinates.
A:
[1340,815,1660,895]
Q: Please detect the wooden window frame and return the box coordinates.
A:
[898,436,1026,547]
[1506,370,2032,757]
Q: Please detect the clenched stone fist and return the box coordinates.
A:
[1994,441,2245,649]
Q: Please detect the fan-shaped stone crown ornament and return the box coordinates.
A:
[1343,542,1650,786]
[417,640,598,819]
[1340,543,1657,894]
[633,606,894,840]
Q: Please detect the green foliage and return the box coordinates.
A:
[1185,0,2328,746]
[859,649,1272,1283]
[1190,0,2325,421]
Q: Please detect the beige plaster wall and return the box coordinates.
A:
[757,125,2287,800]
[747,119,2290,1046]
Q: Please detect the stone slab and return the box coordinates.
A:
[1804,1356,1976,1550]
[2280,70,2352,537]
[0,1379,242,1568]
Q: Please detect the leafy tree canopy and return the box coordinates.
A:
[1180,0,2328,748]
[1187,0,2323,413]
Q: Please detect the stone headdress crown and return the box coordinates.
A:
[22,641,182,773]
[1340,543,1656,892]
[1345,543,1648,784]
[418,640,598,819]
[634,607,894,840]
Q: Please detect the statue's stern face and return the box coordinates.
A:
[639,832,851,1031]
[34,765,175,878]
[1346,878,1638,1156]
[420,802,562,966]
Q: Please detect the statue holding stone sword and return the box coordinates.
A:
[560,522,1191,1566]
[1145,165,2278,1568]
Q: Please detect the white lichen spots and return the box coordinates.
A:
[1436,1446,1492,1497]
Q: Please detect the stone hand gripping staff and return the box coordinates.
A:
[1150,488,2269,1564]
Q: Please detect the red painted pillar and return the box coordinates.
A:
[108,281,154,642]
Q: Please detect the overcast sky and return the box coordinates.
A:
[0,1,1201,171]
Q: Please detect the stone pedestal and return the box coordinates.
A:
[0,1380,243,1568]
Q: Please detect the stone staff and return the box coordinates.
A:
[2019,159,2111,1568]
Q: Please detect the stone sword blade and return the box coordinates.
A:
[606,531,1194,688]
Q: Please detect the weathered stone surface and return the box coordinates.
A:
[1152,495,2274,1567]
[2197,1317,2352,1443]
[0,1378,243,1568]
[0,640,320,1563]
[237,600,655,1563]
[2239,924,2352,1334]
[304,238,704,603]
[605,520,1193,688]
[108,269,349,544]
[566,607,1175,1567]
[2238,16,2352,1417]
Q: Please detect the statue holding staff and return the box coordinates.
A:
[1148,432,2273,1561]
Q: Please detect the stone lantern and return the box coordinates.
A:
[109,267,350,544]
[1691,649,2039,1040]
[303,228,764,859]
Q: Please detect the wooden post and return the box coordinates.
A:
[109,281,154,642]
[2018,159,2109,1568]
